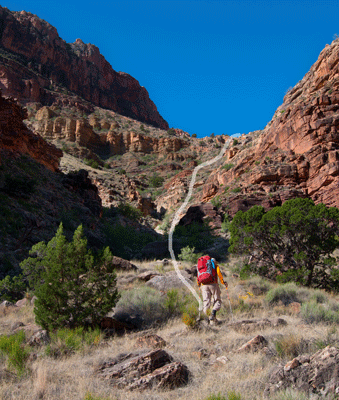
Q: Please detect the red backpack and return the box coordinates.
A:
[197,256,217,284]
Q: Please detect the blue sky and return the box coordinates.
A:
[3,0,339,137]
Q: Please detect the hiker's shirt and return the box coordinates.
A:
[197,265,225,286]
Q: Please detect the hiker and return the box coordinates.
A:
[197,256,228,325]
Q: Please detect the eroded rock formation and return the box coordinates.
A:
[0,7,168,129]
[194,38,339,218]
[265,346,339,397]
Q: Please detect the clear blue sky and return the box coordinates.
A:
[3,1,339,137]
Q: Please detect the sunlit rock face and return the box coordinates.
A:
[0,7,168,130]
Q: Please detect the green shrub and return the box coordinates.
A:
[229,198,339,291]
[103,223,157,259]
[231,187,241,193]
[167,128,176,135]
[174,222,214,251]
[239,264,252,280]
[265,283,309,306]
[117,202,142,221]
[205,394,227,400]
[164,288,193,316]
[221,213,231,233]
[46,327,102,358]
[310,290,328,304]
[222,163,234,171]
[192,133,197,138]
[300,300,339,324]
[274,334,309,359]
[182,304,199,328]
[204,390,243,400]
[227,392,242,400]
[268,388,309,400]
[21,224,119,330]
[84,159,99,169]
[233,139,238,146]
[0,330,30,375]
[211,195,222,209]
[178,246,202,264]
[83,392,111,400]
[0,274,27,302]
[149,174,165,188]
[115,286,168,327]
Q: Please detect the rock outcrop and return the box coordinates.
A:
[0,93,62,171]
[0,7,168,129]
[265,346,339,397]
[31,107,188,156]
[96,349,190,390]
[192,38,339,217]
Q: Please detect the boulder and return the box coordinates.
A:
[100,317,136,333]
[28,330,50,346]
[135,334,166,349]
[111,256,138,271]
[128,361,189,390]
[96,349,189,390]
[237,335,268,352]
[137,271,162,282]
[146,271,192,291]
[15,298,30,307]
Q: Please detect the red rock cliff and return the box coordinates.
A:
[0,7,169,130]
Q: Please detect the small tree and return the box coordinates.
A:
[229,198,339,291]
[20,224,119,330]
[149,174,165,188]
[178,246,202,264]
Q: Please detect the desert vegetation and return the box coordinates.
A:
[1,255,339,399]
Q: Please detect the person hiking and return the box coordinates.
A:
[197,256,228,325]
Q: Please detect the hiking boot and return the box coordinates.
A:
[209,316,220,326]
[196,315,209,324]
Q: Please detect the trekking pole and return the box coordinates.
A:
[225,285,234,321]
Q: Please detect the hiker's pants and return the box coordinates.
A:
[201,283,222,314]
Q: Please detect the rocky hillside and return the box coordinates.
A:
[191,37,339,219]
[0,89,165,276]
[3,4,339,260]
[2,259,339,400]
[0,6,168,129]
[16,35,339,236]
[0,92,62,171]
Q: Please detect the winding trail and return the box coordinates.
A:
[168,138,232,311]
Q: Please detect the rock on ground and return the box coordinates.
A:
[145,271,192,291]
[96,349,189,390]
[265,346,339,397]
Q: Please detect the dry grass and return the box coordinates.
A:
[1,261,339,400]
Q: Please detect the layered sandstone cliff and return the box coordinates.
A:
[159,38,339,225]
[0,6,168,129]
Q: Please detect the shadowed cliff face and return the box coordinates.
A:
[0,7,168,130]
[0,93,62,171]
